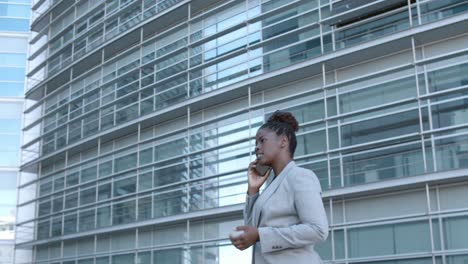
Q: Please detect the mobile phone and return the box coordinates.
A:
[255,163,271,176]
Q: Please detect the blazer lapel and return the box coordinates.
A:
[253,160,296,227]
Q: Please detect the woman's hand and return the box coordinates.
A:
[230,226,260,250]
[247,158,272,195]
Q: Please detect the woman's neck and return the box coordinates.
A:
[272,157,292,177]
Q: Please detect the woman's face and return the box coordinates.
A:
[255,128,285,166]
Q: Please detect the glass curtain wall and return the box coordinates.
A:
[16,0,468,263]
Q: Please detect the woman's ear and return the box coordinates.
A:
[280,135,288,148]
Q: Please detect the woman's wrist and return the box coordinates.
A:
[247,187,259,196]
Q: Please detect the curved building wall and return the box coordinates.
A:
[16,0,468,263]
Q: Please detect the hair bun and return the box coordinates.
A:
[267,110,299,132]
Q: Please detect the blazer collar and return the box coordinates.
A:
[253,160,296,227]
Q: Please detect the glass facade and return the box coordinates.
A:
[0,0,31,32]
[16,0,468,263]
[1,1,31,263]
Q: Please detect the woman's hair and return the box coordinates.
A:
[259,110,299,158]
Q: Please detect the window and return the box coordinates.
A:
[114,177,136,197]
[114,153,137,172]
[51,217,62,236]
[112,253,135,264]
[65,192,78,209]
[79,209,95,231]
[138,196,152,220]
[0,53,27,67]
[38,200,51,216]
[154,138,187,161]
[81,166,97,182]
[341,109,420,147]
[66,172,79,187]
[348,221,431,258]
[64,213,77,234]
[97,206,111,228]
[154,163,187,187]
[99,160,113,177]
[154,190,186,218]
[80,187,96,205]
[52,196,63,212]
[139,147,153,165]
[0,18,29,32]
[37,220,50,239]
[0,67,26,81]
[138,171,152,191]
[138,252,151,264]
[153,248,183,264]
[444,216,468,250]
[113,199,136,225]
[98,183,112,201]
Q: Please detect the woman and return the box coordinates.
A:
[230,110,329,264]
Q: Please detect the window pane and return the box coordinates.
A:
[154,163,188,187]
[296,129,327,156]
[343,143,425,186]
[348,221,431,258]
[339,76,416,114]
[80,188,96,205]
[97,206,111,228]
[99,160,113,177]
[67,172,79,187]
[335,229,345,259]
[435,134,468,171]
[444,216,468,250]
[0,66,26,81]
[37,221,49,239]
[79,209,95,232]
[427,62,468,93]
[81,166,97,182]
[139,147,153,165]
[0,18,29,32]
[341,109,420,147]
[113,199,136,225]
[64,213,77,234]
[432,98,468,129]
[0,53,26,67]
[51,217,62,236]
[138,171,152,191]
[114,177,136,197]
[112,253,134,264]
[154,248,183,264]
[138,196,152,221]
[447,254,468,264]
[0,81,24,96]
[154,138,187,161]
[138,251,151,264]
[98,183,111,200]
[114,153,137,172]
[154,190,187,218]
[96,256,109,264]
[65,192,78,209]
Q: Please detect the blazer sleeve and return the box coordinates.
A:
[243,192,260,226]
[258,169,329,253]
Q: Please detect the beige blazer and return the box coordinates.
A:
[244,160,329,264]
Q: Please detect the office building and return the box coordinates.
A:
[16,0,468,263]
[0,0,31,263]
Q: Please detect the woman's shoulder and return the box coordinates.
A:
[290,163,322,191]
[291,162,317,178]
